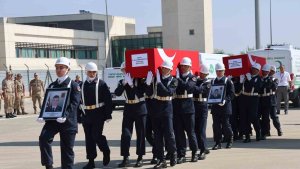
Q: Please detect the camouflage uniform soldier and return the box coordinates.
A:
[14,74,27,115]
[2,71,16,118]
[29,73,44,114]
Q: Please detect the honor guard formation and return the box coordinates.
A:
[1,57,290,169]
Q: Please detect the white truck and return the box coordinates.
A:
[103,67,125,109]
[199,53,228,79]
[248,45,300,107]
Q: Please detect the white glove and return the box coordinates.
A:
[190,70,193,75]
[240,74,245,83]
[218,100,226,106]
[105,119,112,123]
[122,79,127,86]
[125,73,133,86]
[56,117,66,123]
[36,117,45,123]
[176,68,180,78]
[146,71,153,85]
[227,75,232,81]
[156,69,161,83]
[246,73,252,81]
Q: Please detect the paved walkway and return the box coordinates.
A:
[0,99,299,169]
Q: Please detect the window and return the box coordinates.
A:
[189,29,195,35]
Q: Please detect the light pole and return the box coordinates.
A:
[104,0,112,67]
[255,0,261,49]
[270,0,273,46]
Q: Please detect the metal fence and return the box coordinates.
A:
[0,69,103,95]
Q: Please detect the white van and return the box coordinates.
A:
[103,67,125,109]
[248,45,300,107]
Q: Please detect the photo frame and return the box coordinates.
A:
[207,84,226,104]
[39,88,70,120]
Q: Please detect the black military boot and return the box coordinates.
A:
[212,142,221,150]
[118,156,129,168]
[177,156,186,164]
[277,129,283,136]
[134,155,143,167]
[226,138,233,149]
[150,155,158,164]
[103,150,110,166]
[198,152,206,160]
[243,135,251,143]
[170,153,177,167]
[83,159,95,169]
[6,113,10,118]
[165,153,171,160]
[191,151,198,162]
[9,113,16,118]
[154,159,167,169]
[45,165,53,169]
[204,149,210,154]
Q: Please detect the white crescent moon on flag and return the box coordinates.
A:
[157,48,176,61]
[247,54,256,65]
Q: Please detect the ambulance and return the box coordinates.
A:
[248,45,300,107]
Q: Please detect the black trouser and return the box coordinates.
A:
[152,116,177,160]
[82,119,110,160]
[239,95,261,136]
[39,124,76,169]
[259,97,271,136]
[194,104,208,153]
[212,112,232,143]
[120,114,147,157]
[231,97,240,137]
[270,106,281,131]
[146,116,156,157]
[174,113,198,157]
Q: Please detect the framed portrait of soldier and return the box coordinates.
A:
[207,84,225,104]
[39,88,70,120]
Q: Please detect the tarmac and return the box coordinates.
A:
[0,98,300,169]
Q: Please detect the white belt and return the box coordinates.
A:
[242,92,259,96]
[81,102,105,110]
[126,97,145,104]
[260,92,276,97]
[193,98,207,102]
[155,96,172,101]
[175,94,193,99]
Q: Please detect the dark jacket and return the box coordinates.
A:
[193,77,210,113]
[115,78,147,116]
[45,77,81,132]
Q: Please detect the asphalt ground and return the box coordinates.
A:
[0,98,299,169]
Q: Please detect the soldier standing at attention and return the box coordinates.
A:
[29,73,44,114]
[2,71,16,118]
[37,57,81,169]
[14,73,27,115]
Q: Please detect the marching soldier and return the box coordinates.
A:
[78,62,112,169]
[173,57,198,164]
[37,57,81,169]
[29,73,45,114]
[239,63,263,143]
[14,73,27,115]
[115,62,147,168]
[210,63,234,150]
[268,65,283,136]
[145,60,178,168]
[2,71,16,118]
[193,65,210,160]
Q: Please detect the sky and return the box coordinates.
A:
[0,0,299,54]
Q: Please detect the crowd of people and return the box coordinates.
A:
[0,56,292,169]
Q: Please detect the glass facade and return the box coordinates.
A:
[15,42,98,59]
[111,33,163,67]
